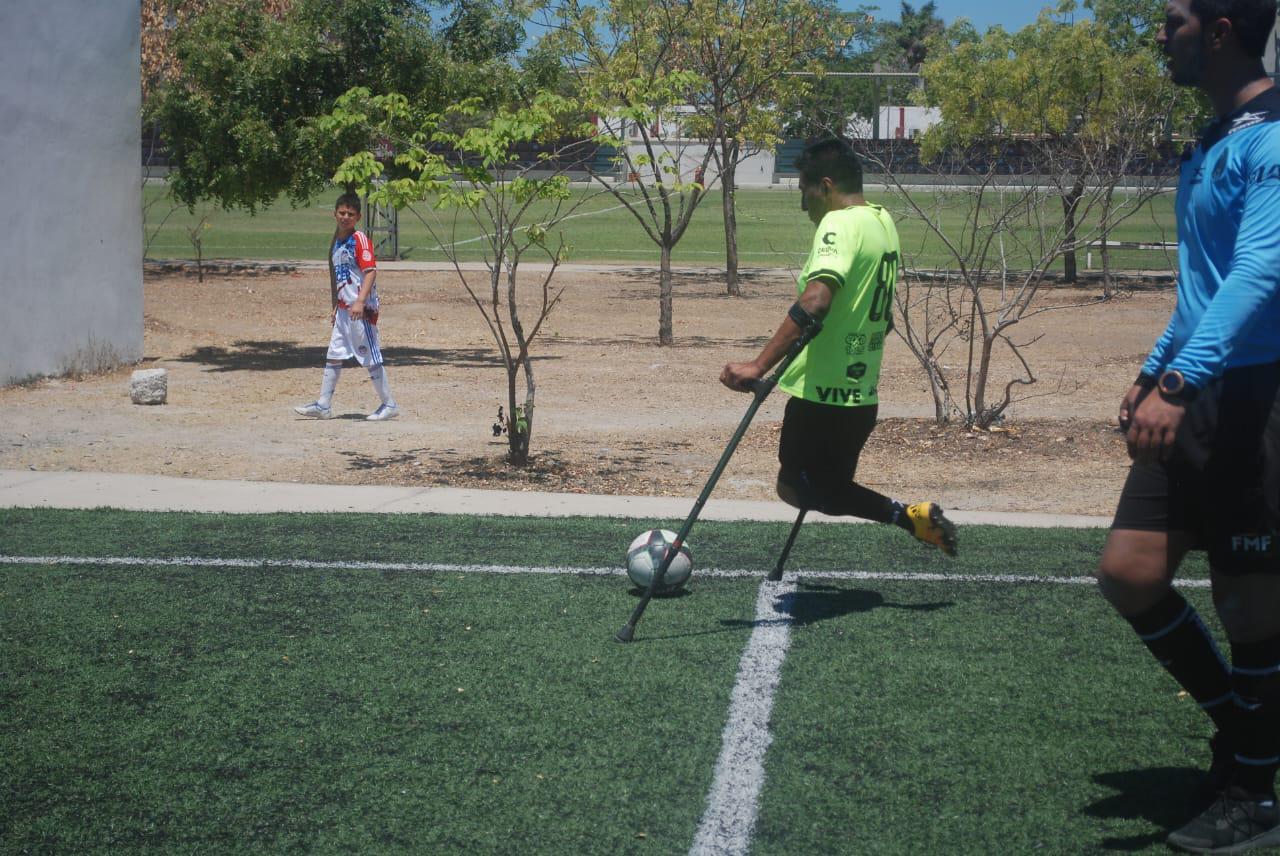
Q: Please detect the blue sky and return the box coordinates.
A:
[867,1,1087,34]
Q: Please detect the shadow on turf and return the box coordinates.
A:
[720,582,951,633]
[778,583,953,627]
[1083,765,1207,851]
[627,582,951,642]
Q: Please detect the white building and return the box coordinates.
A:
[597,108,778,187]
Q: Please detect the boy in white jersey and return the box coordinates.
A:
[720,138,956,555]
[294,192,399,421]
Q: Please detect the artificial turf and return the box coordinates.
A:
[2,508,1214,853]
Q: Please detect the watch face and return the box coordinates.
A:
[1160,370,1184,395]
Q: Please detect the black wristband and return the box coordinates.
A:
[1135,372,1157,390]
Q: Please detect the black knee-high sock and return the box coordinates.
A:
[1230,634,1280,798]
[1125,590,1235,732]
[812,480,903,525]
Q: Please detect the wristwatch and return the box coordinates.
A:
[1157,368,1197,402]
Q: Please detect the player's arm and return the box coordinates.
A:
[720,278,832,392]
[1129,135,1280,461]
[328,228,341,317]
[1159,132,1280,391]
[347,232,379,320]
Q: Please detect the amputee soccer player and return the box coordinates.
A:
[295,192,399,422]
[1095,0,1280,851]
[720,138,957,555]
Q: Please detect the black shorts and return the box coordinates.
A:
[1112,361,1280,573]
[777,396,878,486]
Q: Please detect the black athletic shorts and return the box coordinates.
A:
[1112,361,1280,573]
[777,396,878,486]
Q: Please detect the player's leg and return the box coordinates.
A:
[295,318,349,418]
[775,398,956,554]
[1168,369,1280,851]
[1099,453,1236,805]
[1165,571,1280,852]
[296,361,343,417]
[1098,527,1233,730]
[348,317,398,421]
[1217,573,1280,784]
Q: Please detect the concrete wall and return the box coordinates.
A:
[1,0,142,385]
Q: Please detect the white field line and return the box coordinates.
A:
[0,555,1213,588]
[690,579,796,856]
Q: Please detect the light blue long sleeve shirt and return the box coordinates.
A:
[1142,88,1280,389]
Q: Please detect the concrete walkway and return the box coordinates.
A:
[0,469,1110,528]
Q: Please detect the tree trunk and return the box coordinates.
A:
[658,243,674,346]
[1100,186,1115,299]
[506,268,533,465]
[1060,179,1085,283]
[722,145,741,296]
[504,353,534,466]
[927,362,948,423]
[973,335,996,427]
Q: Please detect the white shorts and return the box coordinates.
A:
[326,309,384,368]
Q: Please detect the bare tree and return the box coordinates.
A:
[547,0,720,344]
[862,137,1170,427]
[327,89,603,464]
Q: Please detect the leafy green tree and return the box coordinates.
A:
[148,0,525,213]
[880,1,945,71]
[674,0,848,295]
[545,0,717,345]
[876,3,1186,426]
[323,88,599,464]
[785,7,882,139]
[443,0,524,62]
[1084,0,1165,55]
[917,4,1178,281]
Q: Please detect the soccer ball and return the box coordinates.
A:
[625,529,693,593]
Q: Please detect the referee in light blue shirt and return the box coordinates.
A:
[1095,0,1280,851]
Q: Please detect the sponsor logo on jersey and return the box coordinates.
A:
[844,333,867,355]
[1228,111,1269,135]
[816,231,840,258]
[846,361,868,380]
[816,386,863,404]
[869,331,884,351]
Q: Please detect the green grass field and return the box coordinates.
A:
[143,183,1178,274]
[2,508,1219,853]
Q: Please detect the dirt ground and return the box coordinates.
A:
[0,264,1177,517]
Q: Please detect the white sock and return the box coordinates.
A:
[318,364,341,408]
[367,364,394,406]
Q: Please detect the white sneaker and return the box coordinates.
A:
[367,403,399,421]
[294,401,333,419]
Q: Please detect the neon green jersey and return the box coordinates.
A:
[777,203,900,407]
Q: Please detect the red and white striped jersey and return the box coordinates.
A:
[332,230,378,310]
